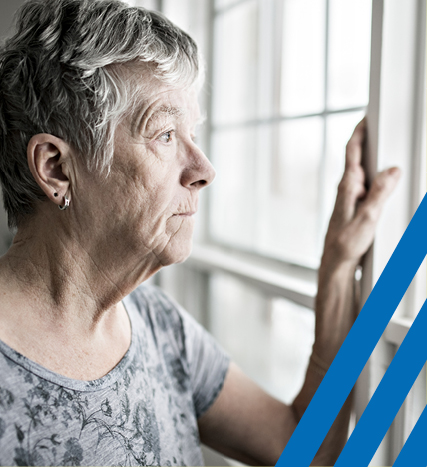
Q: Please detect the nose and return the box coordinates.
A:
[181,142,216,189]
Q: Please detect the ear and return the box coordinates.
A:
[27,134,74,207]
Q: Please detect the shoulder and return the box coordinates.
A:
[125,283,185,330]
[126,284,230,418]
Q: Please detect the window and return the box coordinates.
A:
[147,1,426,465]
[210,0,371,266]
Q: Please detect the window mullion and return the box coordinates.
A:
[354,0,385,458]
[316,0,330,256]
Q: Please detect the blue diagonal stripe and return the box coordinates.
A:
[393,404,427,466]
[276,194,427,467]
[335,300,427,466]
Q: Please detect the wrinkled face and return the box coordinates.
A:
[90,82,215,269]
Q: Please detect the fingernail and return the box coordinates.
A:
[389,167,401,177]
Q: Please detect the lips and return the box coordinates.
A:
[173,212,196,216]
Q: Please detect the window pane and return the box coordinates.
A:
[209,128,257,250]
[280,0,326,116]
[130,0,158,8]
[320,111,365,238]
[212,0,258,125]
[215,0,241,10]
[209,273,315,403]
[327,0,372,109]
[161,0,191,31]
[257,117,323,264]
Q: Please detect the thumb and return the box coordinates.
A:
[357,167,401,226]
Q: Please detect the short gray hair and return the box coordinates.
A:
[0,0,202,228]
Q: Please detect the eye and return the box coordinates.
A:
[157,130,174,143]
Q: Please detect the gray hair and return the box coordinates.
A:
[0,0,202,228]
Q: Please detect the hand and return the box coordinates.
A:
[322,118,400,266]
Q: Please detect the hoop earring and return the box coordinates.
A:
[58,196,70,211]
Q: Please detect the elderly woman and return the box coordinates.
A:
[0,0,399,465]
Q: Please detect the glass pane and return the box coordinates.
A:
[215,0,242,10]
[212,1,258,125]
[161,0,192,31]
[320,111,365,241]
[327,0,372,109]
[209,273,315,403]
[256,117,323,264]
[209,128,257,250]
[130,0,158,9]
[280,0,326,116]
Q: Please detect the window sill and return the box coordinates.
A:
[187,243,317,308]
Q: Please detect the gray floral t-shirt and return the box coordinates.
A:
[0,284,230,466]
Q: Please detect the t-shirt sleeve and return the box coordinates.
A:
[179,306,230,419]
[137,285,230,419]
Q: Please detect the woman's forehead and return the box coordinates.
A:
[131,85,201,133]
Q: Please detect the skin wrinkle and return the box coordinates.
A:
[47,235,101,311]
[157,215,186,263]
[112,168,171,262]
[135,95,168,137]
[117,63,161,136]
[67,253,121,316]
[6,255,53,301]
[74,179,161,282]
[71,236,125,294]
[4,243,123,352]
[8,211,125,326]
[130,99,154,137]
[8,240,99,323]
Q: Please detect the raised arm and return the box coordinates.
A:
[198,119,400,465]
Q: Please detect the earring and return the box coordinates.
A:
[58,196,70,211]
[54,193,58,197]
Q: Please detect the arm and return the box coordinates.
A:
[198,119,401,465]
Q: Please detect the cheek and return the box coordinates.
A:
[128,176,183,248]
[117,161,172,219]
[110,147,185,249]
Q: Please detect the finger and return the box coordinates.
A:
[333,165,367,223]
[355,167,401,226]
[345,118,366,170]
[333,167,401,261]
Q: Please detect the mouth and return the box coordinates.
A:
[173,212,196,217]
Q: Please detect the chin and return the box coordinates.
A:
[160,243,192,266]
[158,232,194,266]
[159,217,195,265]
[175,248,192,265]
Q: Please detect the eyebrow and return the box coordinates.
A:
[132,103,200,136]
[133,105,186,136]
[148,105,186,123]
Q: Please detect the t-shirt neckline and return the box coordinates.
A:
[0,296,137,392]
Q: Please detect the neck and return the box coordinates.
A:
[0,214,161,333]
[0,214,162,379]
